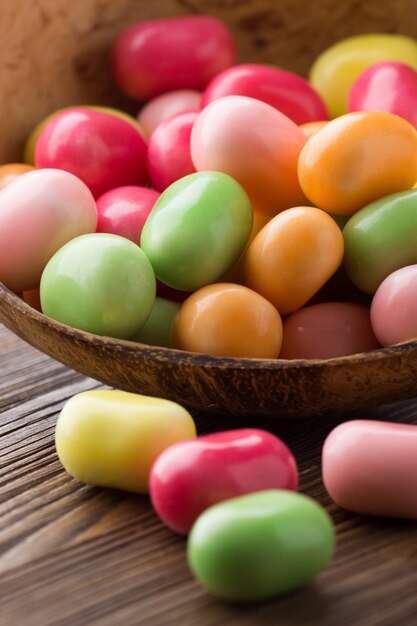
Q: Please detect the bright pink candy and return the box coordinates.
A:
[348,61,417,128]
[149,428,298,535]
[323,420,417,520]
[96,186,160,243]
[370,264,417,346]
[111,16,236,101]
[35,108,148,198]
[202,63,328,124]
[147,111,198,191]
[280,302,380,359]
[137,90,202,138]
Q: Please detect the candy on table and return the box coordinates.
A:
[187,490,335,602]
[34,107,148,198]
[171,283,283,358]
[280,302,380,360]
[243,206,344,315]
[370,264,417,347]
[0,163,35,190]
[310,33,417,118]
[140,171,253,292]
[348,61,417,128]
[40,233,156,339]
[191,95,307,216]
[149,428,298,535]
[147,111,198,191]
[322,420,417,519]
[96,185,160,243]
[55,390,196,494]
[298,111,417,217]
[343,189,417,294]
[0,169,97,293]
[201,63,328,124]
[129,296,180,348]
[111,16,236,101]
[137,89,202,138]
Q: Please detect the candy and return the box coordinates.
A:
[130,297,180,348]
[370,265,417,346]
[348,61,417,128]
[244,207,344,315]
[310,33,417,118]
[343,190,417,294]
[202,63,328,124]
[137,89,201,138]
[40,233,156,339]
[140,171,253,292]
[55,390,196,493]
[171,283,283,358]
[0,163,35,190]
[150,428,298,535]
[111,16,236,101]
[147,112,198,191]
[96,185,160,243]
[298,111,417,216]
[322,420,417,519]
[280,302,380,359]
[35,108,148,198]
[0,169,97,293]
[299,120,328,138]
[187,490,335,602]
[191,95,307,215]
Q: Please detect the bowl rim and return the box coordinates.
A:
[2,281,417,370]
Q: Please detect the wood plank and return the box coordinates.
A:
[1,324,417,626]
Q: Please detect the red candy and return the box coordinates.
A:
[96,186,160,243]
[111,16,236,101]
[202,63,328,124]
[35,108,148,198]
[147,111,198,191]
[149,428,298,535]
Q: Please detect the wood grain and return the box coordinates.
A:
[1,324,417,625]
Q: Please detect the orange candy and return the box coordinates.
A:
[171,283,283,358]
[244,207,344,315]
[298,111,417,216]
[0,163,35,191]
[299,120,328,138]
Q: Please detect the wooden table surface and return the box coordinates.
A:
[1,323,417,626]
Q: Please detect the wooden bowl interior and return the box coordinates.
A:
[1,0,417,418]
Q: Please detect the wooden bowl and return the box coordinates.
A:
[1,0,417,418]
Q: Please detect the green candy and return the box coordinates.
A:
[40,233,156,339]
[187,490,335,603]
[129,297,179,347]
[343,190,417,294]
[140,171,253,291]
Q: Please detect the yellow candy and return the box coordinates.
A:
[310,34,417,118]
[55,390,196,493]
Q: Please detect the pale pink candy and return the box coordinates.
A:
[147,111,198,191]
[280,302,380,359]
[323,420,417,520]
[137,90,202,138]
[348,61,417,128]
[96,186,160,243]
[370,264,417,346]
[0,169,97,292]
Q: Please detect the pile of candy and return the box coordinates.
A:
[2,17,417,359]
[55,388,417,602]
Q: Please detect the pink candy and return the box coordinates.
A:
[137,89,201,138]
[323,420,417,520]
[349,61,417,128]
[202,63,328,124]
[147,111,198,191]
[111,16,236,101]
